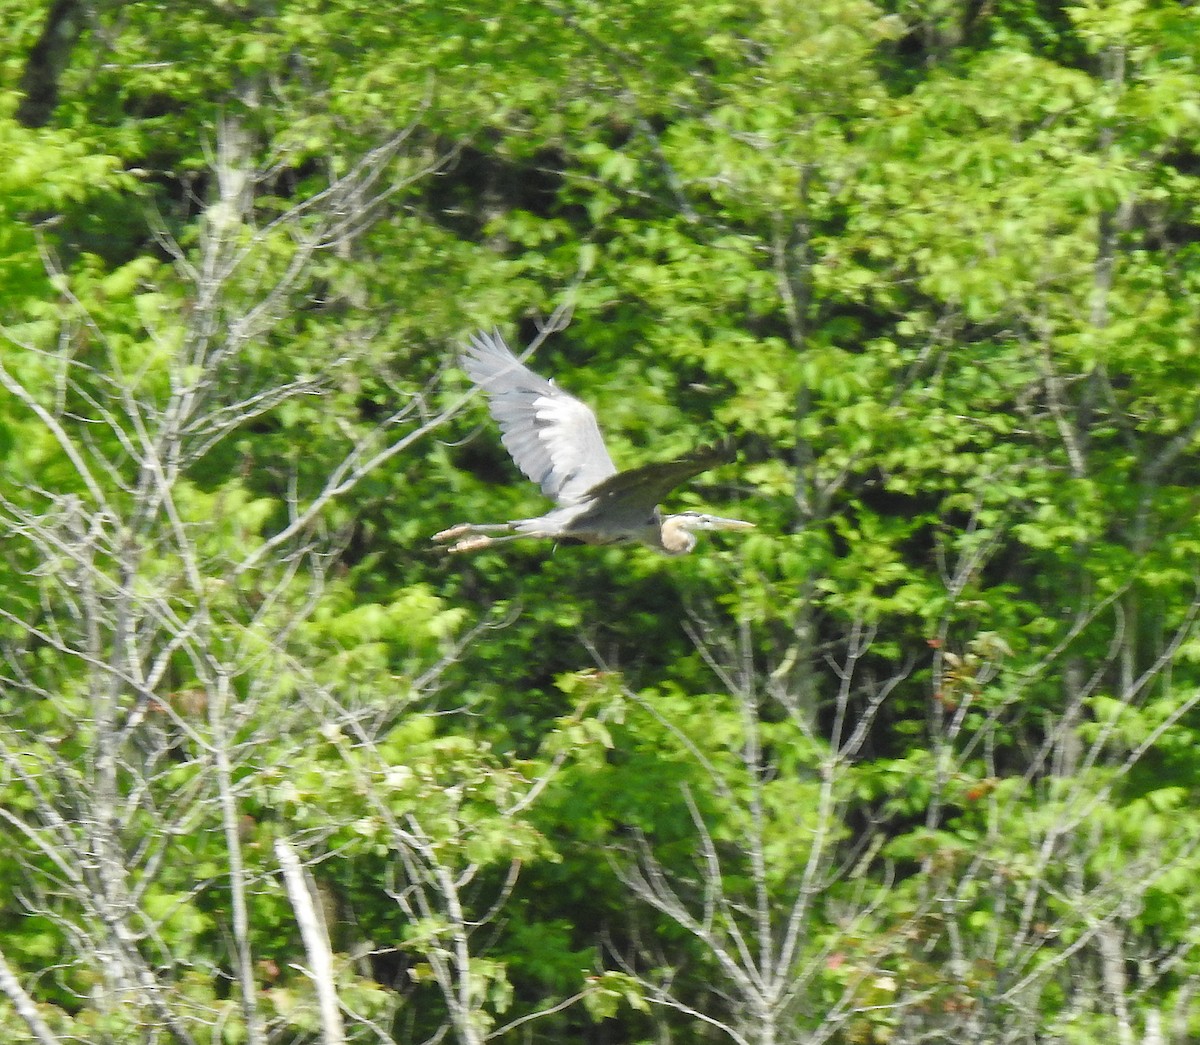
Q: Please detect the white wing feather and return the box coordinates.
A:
[461,330,618,505]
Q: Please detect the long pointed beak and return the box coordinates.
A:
[706,515,756,532]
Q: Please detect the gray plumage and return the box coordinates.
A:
[433,330,754,556]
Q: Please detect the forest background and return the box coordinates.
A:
[3,1,1200,1043]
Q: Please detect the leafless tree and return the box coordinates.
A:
[0,114,477,1042]
[596,558,1200,1045]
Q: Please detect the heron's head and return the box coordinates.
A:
[659,511,756,555]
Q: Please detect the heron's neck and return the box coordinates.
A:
[658,515,696,555]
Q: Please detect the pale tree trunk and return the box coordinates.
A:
[276,838,346,1045]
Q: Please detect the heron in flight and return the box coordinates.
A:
[433,330,754,555]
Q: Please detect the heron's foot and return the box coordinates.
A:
[447,535,494,554]
[432,524,475,543]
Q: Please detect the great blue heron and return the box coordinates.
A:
[433,330,755,555]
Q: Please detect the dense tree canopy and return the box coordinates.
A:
[3,0,1200,1042]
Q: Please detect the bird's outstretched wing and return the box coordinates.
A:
[461,330,618,505]
[579,442,735,516]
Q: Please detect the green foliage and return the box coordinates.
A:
[4,0,1200,1040]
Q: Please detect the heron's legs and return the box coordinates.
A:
[431,522,515,543]
[445,532,534,554]
[432,521,529,554]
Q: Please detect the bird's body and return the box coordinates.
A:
[433,330,754,555]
